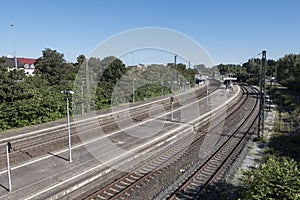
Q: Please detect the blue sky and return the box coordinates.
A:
[0,0,299,65]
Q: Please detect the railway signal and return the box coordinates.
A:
[61,90,74,162]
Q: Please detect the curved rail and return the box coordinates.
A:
[83,85,258,200]
[167,85,259,200]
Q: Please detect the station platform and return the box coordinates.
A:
[0,86,240,200]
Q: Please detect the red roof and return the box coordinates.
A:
[17,58,36,65]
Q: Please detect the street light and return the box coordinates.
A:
[61,90,74,162]
[174,55,177,83]
[10,24,17,70]
[80,81,85,115]
[132,79,135,103]
[146,86,150,99]
[206,80,209,96]
[6,142,12,191]
[206,80,210,105]
[161,77,164,96]
[131,52,134,67]
[174,81,177,92]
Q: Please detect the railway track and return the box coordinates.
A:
[0,82,219,169]
[82,85,258,200]
[167,85,259,200]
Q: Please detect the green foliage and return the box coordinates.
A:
[241,82,300,200]
[1,50,299,133]
[266,86,300,163]
[217,63,249,82]
[277,54,300,91]
[216,58,277,85]
[0,48,74,131]
[0,50,212,132]
[241,156,300,200]
[100,57,128,83]
[76,54,86,66]
[35,48,78,85]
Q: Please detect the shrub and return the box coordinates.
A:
[241,156,300,199]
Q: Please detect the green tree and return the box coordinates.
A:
[100,56,128,83]
[35,48,65,74]
[277,54,300,91]
[35,48,77,85]
[242,156,300,200]
[89,56,129,110]
[76,54,86,66]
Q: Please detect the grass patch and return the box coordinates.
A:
[266,85,300,164]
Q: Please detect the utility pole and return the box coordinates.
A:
[258,50,266,139]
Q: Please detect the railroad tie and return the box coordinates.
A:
[138,169,149,174]
[120,180,130,185]
[110,187,120,193]
[125,177,135,183]
[95,194,107,200]
[130,174,140,179]
[135,185,141,188]
[134,172,144,176]
[103,190,114,196]
[190,179,202,185]
[115,184,126,189]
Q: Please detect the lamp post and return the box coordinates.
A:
[80,81,85,115]
[132,79,135,103]
[161,78,164,96]
[61,90,74,162]
[146,86,150,99]
[10,24,17,70]
[174,55,177,83]
[131,52,134,67]
[206,80,209,104]
[6,142,12,191]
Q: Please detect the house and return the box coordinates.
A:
[0,56,19,71]
[0,56,36,76]
[17,58,36,76]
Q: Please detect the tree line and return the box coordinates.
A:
[0,48,196,131]
[216,53,300,92]
[1,50,299,132]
